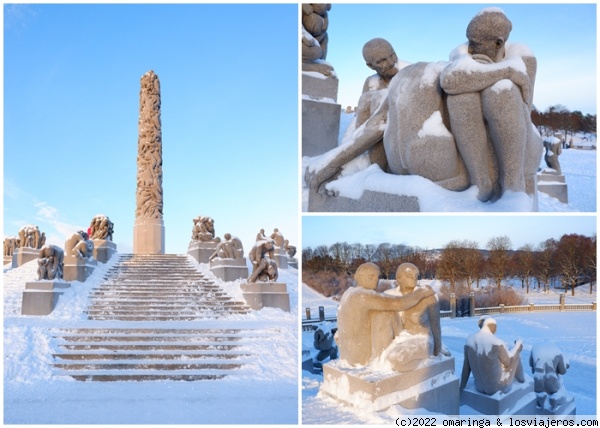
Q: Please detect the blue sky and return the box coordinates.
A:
[3,4,299,254]
[302,215,597,250]
[325,3,597,114]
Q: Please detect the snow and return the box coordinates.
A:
[3,254,298,424]
[301,282,597,423]
[303,113,597,212]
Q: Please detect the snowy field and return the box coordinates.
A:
[3,255,298,424]
[303,112,597,212]
[302,282,597,423]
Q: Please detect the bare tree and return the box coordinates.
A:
[438,240,464,293]
[512,244,535,293]
[486,235,512,287]
[557,234,592,296]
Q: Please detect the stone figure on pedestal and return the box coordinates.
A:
[247,239,277,283]
[270,228,285,249]
[284,240,297,258]
[307,8,542,208]
[4,237,20,256]
[529,343,573,412]
[209,233,243,261]
[302,3,334,76]
[543,137,563,175]
[335,262,434,366]
[191,216,220,243]
[18,224,44,249]
[460,316,526,395]
[314,323,338,364]
[65,231,94,260]
[37,245,64,281]
[89,214,114,241]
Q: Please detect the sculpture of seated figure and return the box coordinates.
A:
[307,8,541,205]
[37,245,64,280]
[247,239,276,283]
[460,316,525,395]
[270,228,285,249]
[191,216,220,243]
[335,262,434,366]
[302,3,334,76]
[284,240,297,258]
[377,263,446,372]
[313,323,338,363]
[543,137,562,175]
[65,230,94,259]
[529,343,571,411]
[209,233,244,261]
[440,7,543,202]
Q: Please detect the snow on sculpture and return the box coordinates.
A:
[37,245,64,281]
[89,214,114,241]
[529,342,573,412]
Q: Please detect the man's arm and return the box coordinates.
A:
[363,286,434,312]
[425,296,443,356]
[460,346,471,390]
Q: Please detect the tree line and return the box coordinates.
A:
[531,104,596,140]
[303,233,596,298]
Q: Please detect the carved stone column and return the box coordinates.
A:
[133,70,165,254]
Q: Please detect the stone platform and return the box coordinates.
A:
[22,280,70,315]
[241,282,290,312]
[460,377,536,415]
[133,217,165,254]
[92,239,117,263]
[537,172,568,204]
[321,356,459,414]
[302,73,341,157]
[12,247,39,268]
[63,257,97,282]
[308,188,420,212]
[188,241,218,264]
[209,258,249,282]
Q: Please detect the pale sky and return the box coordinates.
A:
[302,215,597,250]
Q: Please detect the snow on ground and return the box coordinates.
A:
[302,282,597,423]
[302,113,597,212]
[3,255,298,424]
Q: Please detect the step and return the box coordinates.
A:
[53,352,250,360]
[67,374,227,381]
[54,362,242,371]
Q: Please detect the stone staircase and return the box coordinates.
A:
[51,253,259,381]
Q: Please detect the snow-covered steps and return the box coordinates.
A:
[88,254,251,320]
[51,327,263,381]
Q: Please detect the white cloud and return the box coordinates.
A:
[33,202,84,242]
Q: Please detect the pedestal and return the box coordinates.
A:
[272,249,288,269]
[288,258,298,269]
[322,356,459,414]
[537,173,568,204]
[188,241,218,264]
[12,247,39,268]
[209,258,248,282]
[460,377,537,415]
[63,257,97,282]
[536,396,576,416]
[241,282,290,312]
[4,256,13,265]
[309,188,420,212]
[21,280,70,315]
[302,73,341,157]
[92,239,117,263]
[133,217,164,254]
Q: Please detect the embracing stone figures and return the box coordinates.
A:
[134,70,165,253]
[308,8,543,206]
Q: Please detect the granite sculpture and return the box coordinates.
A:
[18,224,44,249]
[302,3,334,76]
[543,137,562,175]
[335,262,434,366]
[378,263,446,371]
[313,323,338,363]
[209,233,244,261]
[529,343,573,412]
[65,230,94,260]
[307,8,542,208]
[284,240,297,258]
[4,237,19,256]
[37,245,64,281]
[134,70,165,254]
[247,239,277,283]
[191,216,220,243]
[89,214,114,241]
[460,316,526,395]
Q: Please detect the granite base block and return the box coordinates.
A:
[241,282,290,312]
[92,239,117,263]
[460,378,536,415]
[308,188,420,212]
[209,258,249,282]
[12,247,39,268]
[188,241,218,264]
[21,280,70,315]
[321,356,459,414]
[302,98,341,157]
[63,257,97,282]
[133,217,165,254]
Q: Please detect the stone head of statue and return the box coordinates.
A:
[362,38,398,81]
[478,316,498,334]
[466,8,512,63]
[396,262,419,293]
[224,233,232,241]
[354,262,381,290]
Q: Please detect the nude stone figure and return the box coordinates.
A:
[529,343,571,411]
[460,316,525,395]
[543,137,562,175]
[37,245,64,280]
[302,3,334,76]
[376,263,446,371]
[247,239,277,283]
[335,262,434,366]
[209,233,244,261]
[89,214,114,241]
[307,8,541,205]
[191,216,219,243]
[270,228,285,248]
[18,225,43,249]
[65,231,94,259]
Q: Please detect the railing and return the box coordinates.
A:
[303,294,596,329]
